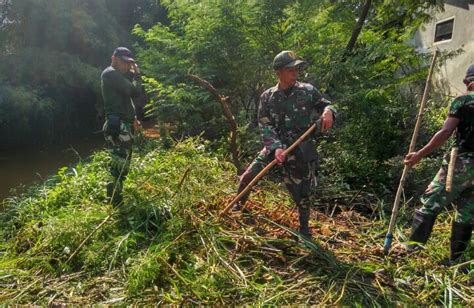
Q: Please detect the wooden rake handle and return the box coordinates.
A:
[220,121,321,216]
[383,49,438,254]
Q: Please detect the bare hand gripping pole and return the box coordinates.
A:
[220,120,321,217]
[383,50,438,255]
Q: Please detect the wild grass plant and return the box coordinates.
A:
[0,138,472,305]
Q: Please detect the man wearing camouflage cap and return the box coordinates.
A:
[101,47,143,206]
[404,64,474,263]
[232,50,336,238]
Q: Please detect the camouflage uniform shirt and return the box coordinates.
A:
[258,81,334,152]
[419,92,474,225]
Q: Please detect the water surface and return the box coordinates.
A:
[0,135,104,204]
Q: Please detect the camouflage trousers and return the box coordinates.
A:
[103,120,134,204]
[237,146,318,214]
[419,153,474,225]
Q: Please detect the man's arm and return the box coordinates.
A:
[404,117,459,167]
[129,63,143,98]
[321,106,335,132]
[313,89,336,131]
[102,69,142,97]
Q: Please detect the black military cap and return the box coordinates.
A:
[273,50,306,70]
[113,47,135,62]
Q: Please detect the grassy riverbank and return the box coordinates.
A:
[0,138,472,305]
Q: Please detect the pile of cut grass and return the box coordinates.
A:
[0,138,472,305]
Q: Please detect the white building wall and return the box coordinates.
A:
[413,0,474,97]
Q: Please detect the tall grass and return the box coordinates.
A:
[0,138,472,305]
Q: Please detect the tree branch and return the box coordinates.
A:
[344,0,372,57]
[187,74,242,173]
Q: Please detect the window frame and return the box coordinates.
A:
[433,16,455,44]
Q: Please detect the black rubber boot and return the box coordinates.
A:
[450,222,472,262]
[407,210,436,252]
[298,205,311,238]
[231,179,252,213]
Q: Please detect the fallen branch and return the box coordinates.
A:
[187,74,242,173]
[172,167,191,198]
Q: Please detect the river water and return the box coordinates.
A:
[0,135,104,204]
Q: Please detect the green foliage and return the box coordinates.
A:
[0,0,167,146]
[0,49,101,144]
[134,0,450,192]
[0,0,117,145]
[280,1,446,189]
[0,0,452,189]
[133,0,289,141]
[1,1,471,305]
[158,123,173,149]
[0,139,471,305]
[0,138,237,298]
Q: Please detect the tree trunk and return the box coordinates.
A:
[344,0,372,57]
[187,74,242,174]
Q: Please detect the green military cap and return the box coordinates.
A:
[273,50,306,70]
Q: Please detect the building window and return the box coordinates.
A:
[434,18,454,42]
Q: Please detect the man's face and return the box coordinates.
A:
[277,66,298,86]
[113,56,133,73]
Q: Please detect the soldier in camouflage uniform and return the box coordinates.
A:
[232,50,336,238]
[101,47,143,206]
[404,64,474,262]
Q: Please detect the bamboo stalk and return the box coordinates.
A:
[171,167,191,198]
[66,211,115,263]
[446,146,458,192]
[383,49,438,254]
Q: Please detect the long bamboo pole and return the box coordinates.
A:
[220,121,321,216]
[383,50,438,254]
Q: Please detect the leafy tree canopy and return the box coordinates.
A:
[0,0,166,146]
[135,0,445,186]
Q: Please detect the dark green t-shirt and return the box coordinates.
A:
[448,92,474,151]
[101,66,142,123]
